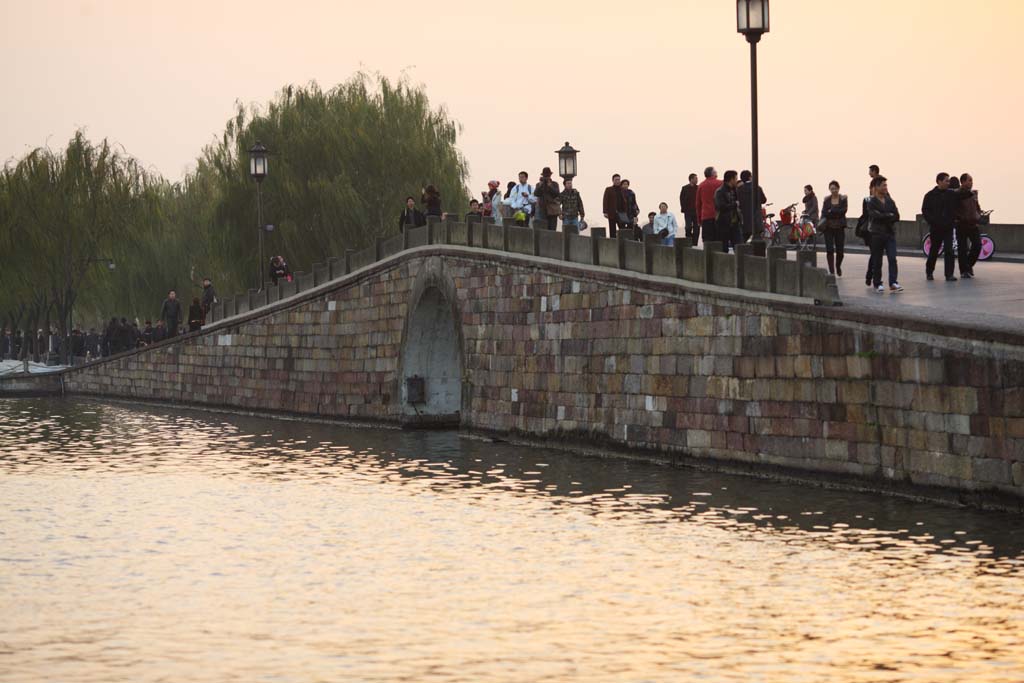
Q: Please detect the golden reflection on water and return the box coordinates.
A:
[1,399,1023,682]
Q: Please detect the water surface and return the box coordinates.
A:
[2,398,1023,682]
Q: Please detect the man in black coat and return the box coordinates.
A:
[714,170,742,253]
[398,196,426,232]
[201,278,217,323]
[160,290,182,339]
[737,170,767,242]
[921,172,959,281]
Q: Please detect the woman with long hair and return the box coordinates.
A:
[820,180,848,276]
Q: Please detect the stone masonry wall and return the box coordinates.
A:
[57,248,1024,506]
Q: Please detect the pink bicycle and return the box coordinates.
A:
[921,210,995,261]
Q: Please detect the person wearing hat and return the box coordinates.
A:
[534,167,561,230]
[483,180,503,226]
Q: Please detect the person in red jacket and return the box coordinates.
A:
[694,166,723,247]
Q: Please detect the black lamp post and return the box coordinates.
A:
[249,141,269,290]
[737,0,769,244]
[556,141,579,182]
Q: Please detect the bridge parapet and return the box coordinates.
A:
[208,219,840,324]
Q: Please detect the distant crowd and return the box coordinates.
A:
[1,278,219,365]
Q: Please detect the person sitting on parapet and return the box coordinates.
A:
[269,255,293,286]
[653,202,679,246]
[398,195,426,232]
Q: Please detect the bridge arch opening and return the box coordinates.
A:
[399,283,462,426]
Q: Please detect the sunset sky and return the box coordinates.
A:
[2,0,1022,223]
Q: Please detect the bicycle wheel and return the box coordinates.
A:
[979,234,995,261]
[921,234,932,257]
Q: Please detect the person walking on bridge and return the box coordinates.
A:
[821,181,848,276]
[922,172,959,281]
[867,176,902,293]
[679,173,699,245]
[695,167,723,247]
[160,290,182,339]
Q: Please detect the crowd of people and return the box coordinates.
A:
[396,162,987,297]
[0,279,219,365]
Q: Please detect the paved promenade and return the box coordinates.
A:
[835,252,1024,333]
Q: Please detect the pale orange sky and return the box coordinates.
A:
[2,0,1022,223]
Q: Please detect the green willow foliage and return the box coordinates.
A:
[0,74,469,335]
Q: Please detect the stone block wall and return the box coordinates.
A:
[50,248,1024,507]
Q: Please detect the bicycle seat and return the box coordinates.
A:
[766,213,776,219]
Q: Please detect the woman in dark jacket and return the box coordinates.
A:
[867,176,902,293]
[188,297,203,332]
[620,179,640,238]
[421,185,442,218]
[820,180,848,276]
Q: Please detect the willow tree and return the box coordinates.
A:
[0,132,155,336]
[198,74,469,290]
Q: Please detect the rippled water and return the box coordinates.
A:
[1,398,1023,682]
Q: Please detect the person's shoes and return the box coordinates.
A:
[962,272,973,279]
[876,285,886,293]
[946,276,958,282]
[837,267,843,277]
[926,273,935,281]
[890,283,904,292]
[866,279,873,287]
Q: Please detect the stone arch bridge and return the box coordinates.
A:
[4,220,1024,510]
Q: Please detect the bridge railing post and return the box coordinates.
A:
[591,235,600,265]
[617,234,627,269]
[344,249,354,274]
[532,227,541,257]
[796,250,818,297]
[562,228,571,261]
[644,238,655,275]
[733,243,751,289]
[375,236,384,261]
[703,242,721,283]
[674,241,689,279]
[766,245,788,293]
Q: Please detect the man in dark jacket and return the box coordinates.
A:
[201,278,217,323]
[956,173,984,278]
[397,196,426,232]
[679,173,699,245]
[713,170,742,253]
[922,172,959,281]
[602,174,626,238]
[737,170,767,242]
[160,290,182,339]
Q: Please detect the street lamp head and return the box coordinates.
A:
[106,260,116,270]
[556,141,579,181]
[249,141,269,181]
[737,0,770,42]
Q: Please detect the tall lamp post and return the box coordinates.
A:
[556,141,579,182]
[249,142,269,290]
[737,0,769,244]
